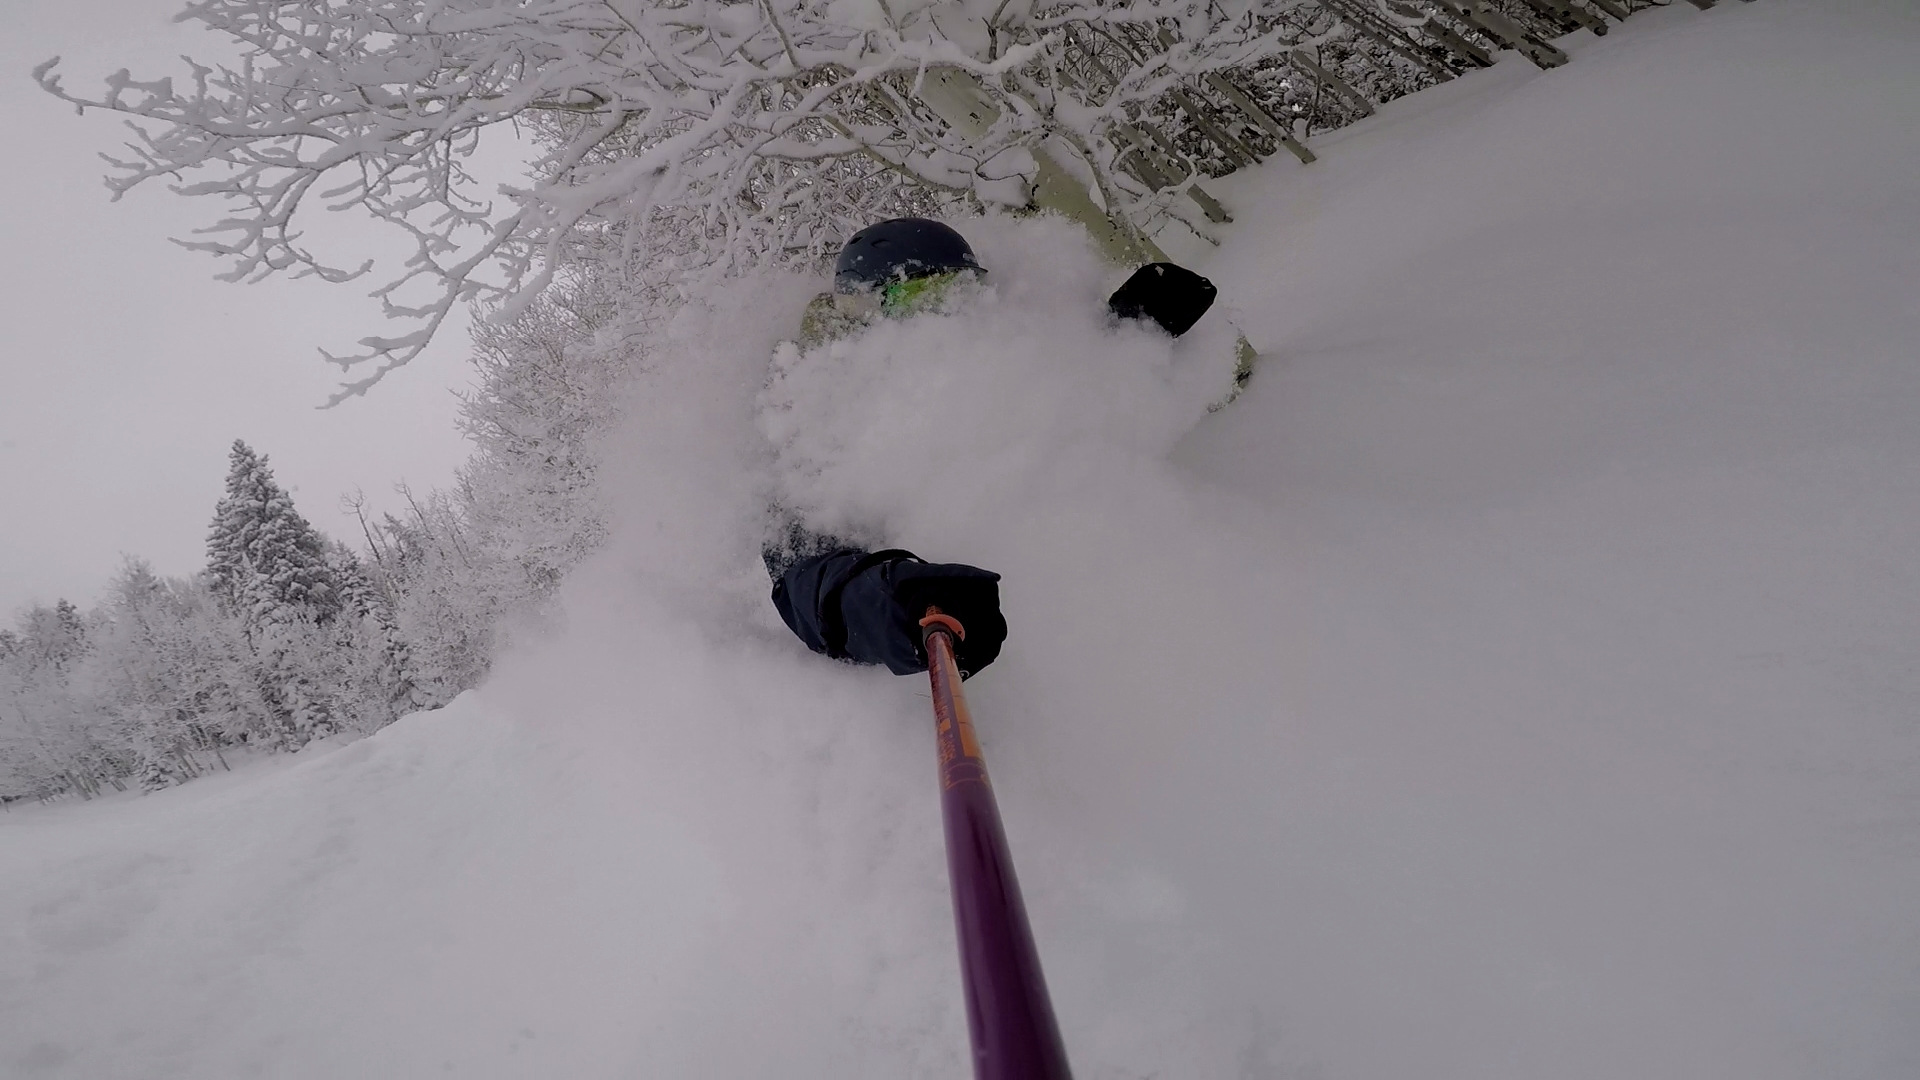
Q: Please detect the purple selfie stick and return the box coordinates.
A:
[921,609,1072,1080]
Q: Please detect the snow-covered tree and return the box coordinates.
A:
[2,446,453,794]
[455,269,631,589]
[204,440,352,747]
[332,545,432,720]
[342,267,639,701]
[83,563,205,789]
[77,561,271,786]
[354,488,502,702]
[34,0,1600,396]
[208,440,341,627]
[0,600,116,799]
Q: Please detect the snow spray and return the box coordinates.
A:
[921,609,1073,1080]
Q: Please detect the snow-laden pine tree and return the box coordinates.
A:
[206,440,347,748]
[207,441,341,626]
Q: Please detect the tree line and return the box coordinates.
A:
[1,279,628,803]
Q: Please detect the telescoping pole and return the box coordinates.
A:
[919,608,1072,1080]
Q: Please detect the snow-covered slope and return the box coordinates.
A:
[5,3,1916,1077]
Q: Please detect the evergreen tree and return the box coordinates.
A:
[207,440,340,627]
[206,440,347,748]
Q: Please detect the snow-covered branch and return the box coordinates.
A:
[40,0,1589,394]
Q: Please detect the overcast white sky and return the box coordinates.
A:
[1,0,523,617]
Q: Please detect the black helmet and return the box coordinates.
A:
[833,218,984,295]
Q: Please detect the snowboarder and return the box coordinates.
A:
[766,217,1218,679]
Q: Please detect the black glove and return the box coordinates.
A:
[772,549,1008,677]
[1107,262,1217,338]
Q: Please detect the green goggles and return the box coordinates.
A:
[881,270,965,314]
[836,270,974,320]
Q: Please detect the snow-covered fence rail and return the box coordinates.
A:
[39,0,1742,395]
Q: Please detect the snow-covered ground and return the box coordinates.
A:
[5,2,1917,1076]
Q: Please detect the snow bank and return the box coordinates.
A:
[4,2,1917,1077]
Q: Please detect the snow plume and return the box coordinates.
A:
[480,212,1276,1075]
[757,214,1238,549]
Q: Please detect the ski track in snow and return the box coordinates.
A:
[5,3,1919,1077]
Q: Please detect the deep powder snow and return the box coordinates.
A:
[4,3,1917,1077]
